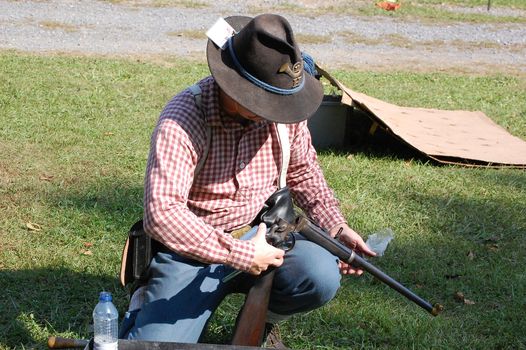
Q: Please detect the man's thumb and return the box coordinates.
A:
[254,223,267,242]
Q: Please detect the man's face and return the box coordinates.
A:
[219,89,264,122]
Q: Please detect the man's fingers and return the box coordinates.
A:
[359,241,377,257]
[250,223,269,246]
[339,261,364,275]
[269,251,284,268]
[346,268,363,275]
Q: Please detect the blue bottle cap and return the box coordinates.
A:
[99,291,113,302]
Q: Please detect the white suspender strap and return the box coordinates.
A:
[276,123,290,189]
[189,83,289,188]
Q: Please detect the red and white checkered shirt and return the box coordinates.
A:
[144,76,346,271]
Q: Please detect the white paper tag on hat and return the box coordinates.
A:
[206,17,236,50]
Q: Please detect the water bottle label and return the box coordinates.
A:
[93,341,118,350]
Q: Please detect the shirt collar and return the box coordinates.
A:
[206,78,271,132]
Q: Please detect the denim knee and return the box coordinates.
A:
[306,254,341,308]
[270,238,341,315]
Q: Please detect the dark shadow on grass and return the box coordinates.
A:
[281,164,525,348]
[48,181,145,235]
[34,138,525,349]
[0,267,122,349]
[0,178,145,348]
[0,183,145,349]
[341,175,524,348]
[41,182,248,346]
[316,132,431,165]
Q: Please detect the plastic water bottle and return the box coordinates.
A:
[93,291,119,350]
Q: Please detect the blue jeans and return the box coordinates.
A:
[120,230,341,343]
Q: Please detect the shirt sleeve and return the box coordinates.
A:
[286,121,347,230]
[143,118,255,271]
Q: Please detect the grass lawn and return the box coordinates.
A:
[1,52,525,349]
[247,0,526,24]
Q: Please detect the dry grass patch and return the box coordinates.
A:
[246,0,374,17]
[413,38,526,54]
[339,31,385,46]
[337,30,526,57]
[38,21,80,32]
[382,33,415,48]
[295,33,332,45]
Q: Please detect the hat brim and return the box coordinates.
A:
[206,16,323,124]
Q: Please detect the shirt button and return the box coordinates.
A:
[239,161,246,169]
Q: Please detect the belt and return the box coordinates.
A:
[154,224,252,255]
[229,225,252,239]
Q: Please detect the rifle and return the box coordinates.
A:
[278,216,443,316]
[243,187,443,317]
[233,186,443,346]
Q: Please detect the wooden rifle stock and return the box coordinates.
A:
[231,270,275,346]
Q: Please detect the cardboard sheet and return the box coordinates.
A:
[321,70,526,168]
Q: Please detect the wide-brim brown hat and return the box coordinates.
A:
[207,14,323,124]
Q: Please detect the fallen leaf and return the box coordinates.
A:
[346,154,354,160]
[467,251,475,260]
[83,242,93,248]
[454,291,465,302]
[454,291,475,305]
[487,244,499,252]
[81,249,93,256]
[104,132,114,136]
[39,174,54,182]
[26,222,42,231]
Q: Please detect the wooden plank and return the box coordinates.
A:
[117,340,266,350]
[48,337,270,350]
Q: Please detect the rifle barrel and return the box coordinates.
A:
[296,217,443,316]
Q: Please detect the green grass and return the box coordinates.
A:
[1,52,525,349]
[360,0,526,24]
[406,0,525,8]
[249,0,526,24]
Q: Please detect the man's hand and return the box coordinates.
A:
[248,223,285,275]
[329,223,376,276]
